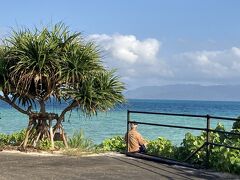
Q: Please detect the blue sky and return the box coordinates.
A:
[1,0,240,89]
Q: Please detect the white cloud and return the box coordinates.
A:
[88,34,160,64]
[87,33,240,89]
[87,34,173,88]
[232,47,240,57]
[173,48,240,83]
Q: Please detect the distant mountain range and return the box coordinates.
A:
[124,84,240,101]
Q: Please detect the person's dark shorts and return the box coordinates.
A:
[139,144,147,153]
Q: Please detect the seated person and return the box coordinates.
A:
[125,122,147,153]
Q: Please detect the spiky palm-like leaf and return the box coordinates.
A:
[0,46,7,88]
[63,70,125,115]
[0,23,125,115]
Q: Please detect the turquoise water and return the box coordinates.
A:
[0,99,239,145]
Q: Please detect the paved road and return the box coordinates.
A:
[0,152,238,180]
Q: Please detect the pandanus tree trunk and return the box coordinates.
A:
[22,101,69,149]
[22,113,68,149]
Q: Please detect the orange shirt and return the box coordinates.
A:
[125,129,146,152]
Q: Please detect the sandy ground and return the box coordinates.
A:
[0,150,239,180]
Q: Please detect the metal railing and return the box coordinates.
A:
[126,110,240,168]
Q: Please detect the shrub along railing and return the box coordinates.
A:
[126,110,240,168]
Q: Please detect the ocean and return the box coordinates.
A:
[0,99,239,145]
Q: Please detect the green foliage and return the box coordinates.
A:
[177,131,207,164]
[174,123,240,173]
[54,141,65,149]
[232,120,240,130]
[0,46,7,88]
[169,122,239,174]
[0,129,26,146]
[231,119,240,140]
[8,129,26,146]
[210,142,240,173]
[206,121,240,174]
[0,133,9,146]
[147,137,175,158]
[38,139,51,150]
[97,136,126,152]
[68,129,94,151]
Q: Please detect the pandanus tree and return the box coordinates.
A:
[0,23,125,149]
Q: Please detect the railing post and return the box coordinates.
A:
[126,110,130,154]
[206,114,210,168]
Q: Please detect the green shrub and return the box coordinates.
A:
[233,117,240,130]
[8,129,26,146]
[0,129,26,146]
[208,121,240,174]
[0,133,10,145]
[229,119,240,141]
[98,136,126,152]
[158,122,239,174]
[38,139,51,150]
[54,141,65,149]
[68,129,94,151]
[147,137,175,158]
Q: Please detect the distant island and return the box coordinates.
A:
[125,84,240,101]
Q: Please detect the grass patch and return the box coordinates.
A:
[68,129,95,151]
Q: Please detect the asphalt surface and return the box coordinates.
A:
[0,151,239,180]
